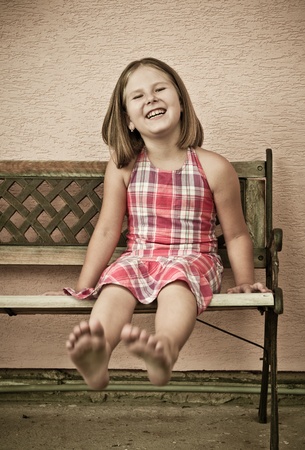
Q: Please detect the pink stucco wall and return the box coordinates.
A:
[1,0,304,372]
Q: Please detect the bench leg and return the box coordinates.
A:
[269,310,279,450]
[258,316,269,424]
[258,310,279,450]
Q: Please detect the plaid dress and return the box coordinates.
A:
[65,148,223,314]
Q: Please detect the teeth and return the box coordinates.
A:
[147,109,165,119]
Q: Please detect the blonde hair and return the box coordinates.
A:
[102,57,203,168]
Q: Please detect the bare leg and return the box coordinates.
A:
[66,285,137,389]
[121,281,197,386]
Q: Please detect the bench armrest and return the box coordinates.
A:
[268,228,283,314]
[268,228,283,289]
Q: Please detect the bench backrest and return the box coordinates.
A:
[0,150,273,279]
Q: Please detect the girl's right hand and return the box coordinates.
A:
[227,283,272,294]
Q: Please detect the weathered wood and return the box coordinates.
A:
[0,161,107,177]
[0,293,274,315]
[245,179,265,248]
[0,245,125,265]
[231,160,265,178]
[0,246,266,267]
[0,160,263,178]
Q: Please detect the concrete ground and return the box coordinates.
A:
[0,392,304,450]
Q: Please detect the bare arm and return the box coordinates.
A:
[214,160,254,288]
[197,148,269,293]
[75,158,130,291]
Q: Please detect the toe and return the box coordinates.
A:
[146,334,159,348]
[139,329,149,343]
[68,332,77,344]
[79,320,90,334]
[121,323,136,341]
[73,322,89,337]
[89,318,105,338]
[66,339,73,350]
[130,326,141,340]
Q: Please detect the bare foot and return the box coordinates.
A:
[121,324,178,386]
[66,318,111,390]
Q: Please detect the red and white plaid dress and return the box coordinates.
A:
[65,148,223,314]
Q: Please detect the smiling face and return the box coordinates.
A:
[124,65,183,144]
[102,57,203,168]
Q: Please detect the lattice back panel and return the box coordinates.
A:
[0,176,104,245]
[0,159,266,266]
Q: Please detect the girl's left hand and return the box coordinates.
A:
[227,283,272,294]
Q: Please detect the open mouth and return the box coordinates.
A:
[146,109,166,119]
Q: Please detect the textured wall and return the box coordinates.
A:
[1,0,305,372]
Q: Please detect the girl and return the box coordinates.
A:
[65,57,268,390]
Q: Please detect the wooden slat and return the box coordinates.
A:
[0,160,265,178]
[231,160,265,178]
[0,246,87,265]
[0,246,266,267]
[245,179,265,247]
[0,246,267,268]
[218,248,266,268]
[0,292,274,315]
[0,246,125,265]
[0,161,107,177]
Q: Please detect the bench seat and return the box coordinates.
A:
[0,292,275,315]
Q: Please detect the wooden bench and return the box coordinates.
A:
[0,149,283,449]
